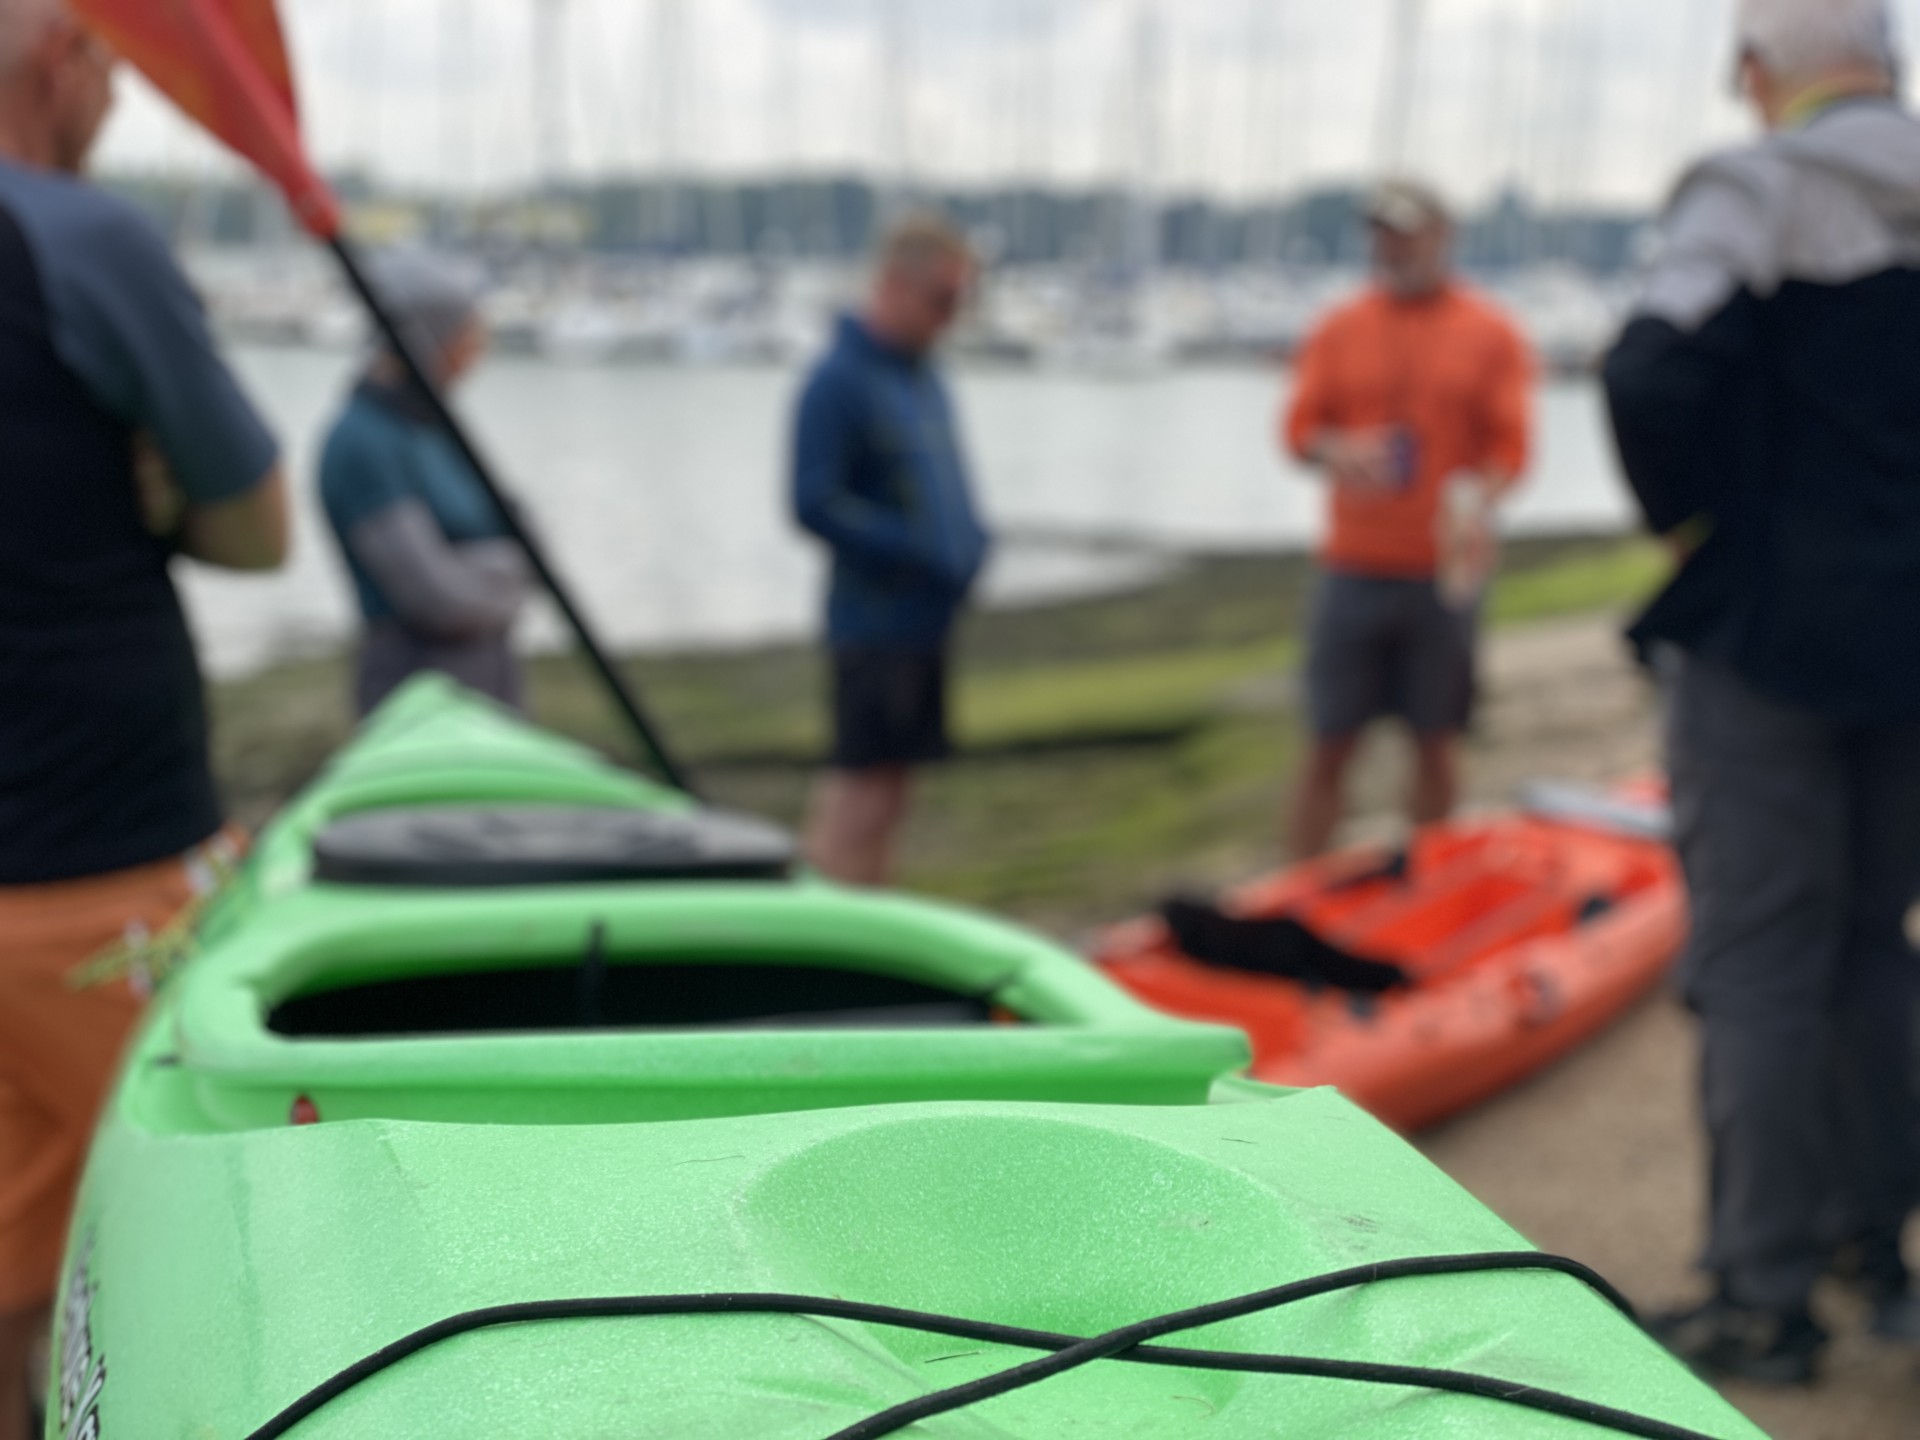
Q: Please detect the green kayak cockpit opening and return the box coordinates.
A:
[141,883,1251,1135]
[267,959,1003,1037]
[280,804,1007,1032]
[119,686,1251,1133]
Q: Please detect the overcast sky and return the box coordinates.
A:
[93,0,1920,211]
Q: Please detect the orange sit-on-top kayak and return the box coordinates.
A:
[1095,785,1687,1132]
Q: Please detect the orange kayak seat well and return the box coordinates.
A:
[1098,789,1687,1133]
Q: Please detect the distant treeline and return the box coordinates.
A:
[106,172,1647,274]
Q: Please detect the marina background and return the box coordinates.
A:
[188,347,1635,677]
[103,0,1891,677]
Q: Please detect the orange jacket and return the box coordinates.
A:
[1284,284,1534,579]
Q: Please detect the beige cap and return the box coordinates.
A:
[1363,178,1453,235]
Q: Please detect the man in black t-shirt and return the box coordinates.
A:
[0,6,286,1431]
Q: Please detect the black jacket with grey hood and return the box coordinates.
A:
[1605,97,1920,722]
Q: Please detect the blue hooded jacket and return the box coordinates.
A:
[791,316,990,650]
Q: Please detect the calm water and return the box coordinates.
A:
[181,350,1637,677]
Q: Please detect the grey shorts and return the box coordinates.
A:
[1305,572,1478,739]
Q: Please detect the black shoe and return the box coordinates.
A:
[1646,1292,1826,1385]
[1865,1287,1920,1343]
[1852,1266,1920,1342]
[1828,1239,1920,1342]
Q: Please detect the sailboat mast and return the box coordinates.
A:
[1126,0,1166,281]
[990,0,1024,258]
[1373,0,1426,174]
[640,0,691,254]
[1272,0,1317,268]
[1664,0,1720,173]
[1536,0,1583,266]
[1241,0,1272,268]
[768,3,798,255]
[438,0,480,207]
[1561,0,1606,269]
[1028,0,1059,262]
[877,0,916,220]
[533,0,569,191]
[1478,4,1524,269]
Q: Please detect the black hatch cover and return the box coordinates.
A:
[312,805,796,887]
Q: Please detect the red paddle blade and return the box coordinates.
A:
[72,0,341,238]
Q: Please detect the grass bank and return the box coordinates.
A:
[212,533,1668,931]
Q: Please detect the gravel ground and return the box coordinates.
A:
[1409,616,1916,1440]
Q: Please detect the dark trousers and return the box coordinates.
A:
[1665,652,1920,1309]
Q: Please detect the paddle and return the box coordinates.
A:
[71,0,696,795]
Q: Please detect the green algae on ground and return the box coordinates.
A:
[210,533,1668,929]
[1488,538,1668,626]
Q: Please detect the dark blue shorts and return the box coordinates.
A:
[1305,572,1478,739]
[830,648,952,769]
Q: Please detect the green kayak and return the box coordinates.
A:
[51,680,1762,1439]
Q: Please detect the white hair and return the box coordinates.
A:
[0,0,71,78]
[1736,0,1902,80]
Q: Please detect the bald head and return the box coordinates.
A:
[0,0,114,173]
[876,213,972,281]
[864,212,975,356]
[0,0,70,77]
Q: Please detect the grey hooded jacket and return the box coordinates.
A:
[1605,98,1920,721]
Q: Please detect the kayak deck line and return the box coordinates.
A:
[238,1252,1728,1440]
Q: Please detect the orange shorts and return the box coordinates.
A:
[0,830,239,1313]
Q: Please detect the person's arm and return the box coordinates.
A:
[1470,321,1536,500]
[790,369,933,578]
[1603,159,1773,543]
[1282,321,1336,466]
[322,411,527,639]
[346,501,528,640]
[178,465,289,571]
[134,431,287,568]
[915,380,992,597]
[1283,320,1397,489]
[42,194,285,572]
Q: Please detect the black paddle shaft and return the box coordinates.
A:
[326,234,697,796]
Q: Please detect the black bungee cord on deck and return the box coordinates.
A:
[238,1250,1736,1440]
[820,1252,1672,1440]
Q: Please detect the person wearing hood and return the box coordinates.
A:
[320,252,530,716]
[790,214,991,887]
[1605,0,1920,1384]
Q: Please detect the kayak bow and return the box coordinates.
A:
[52,681,1755,1438]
